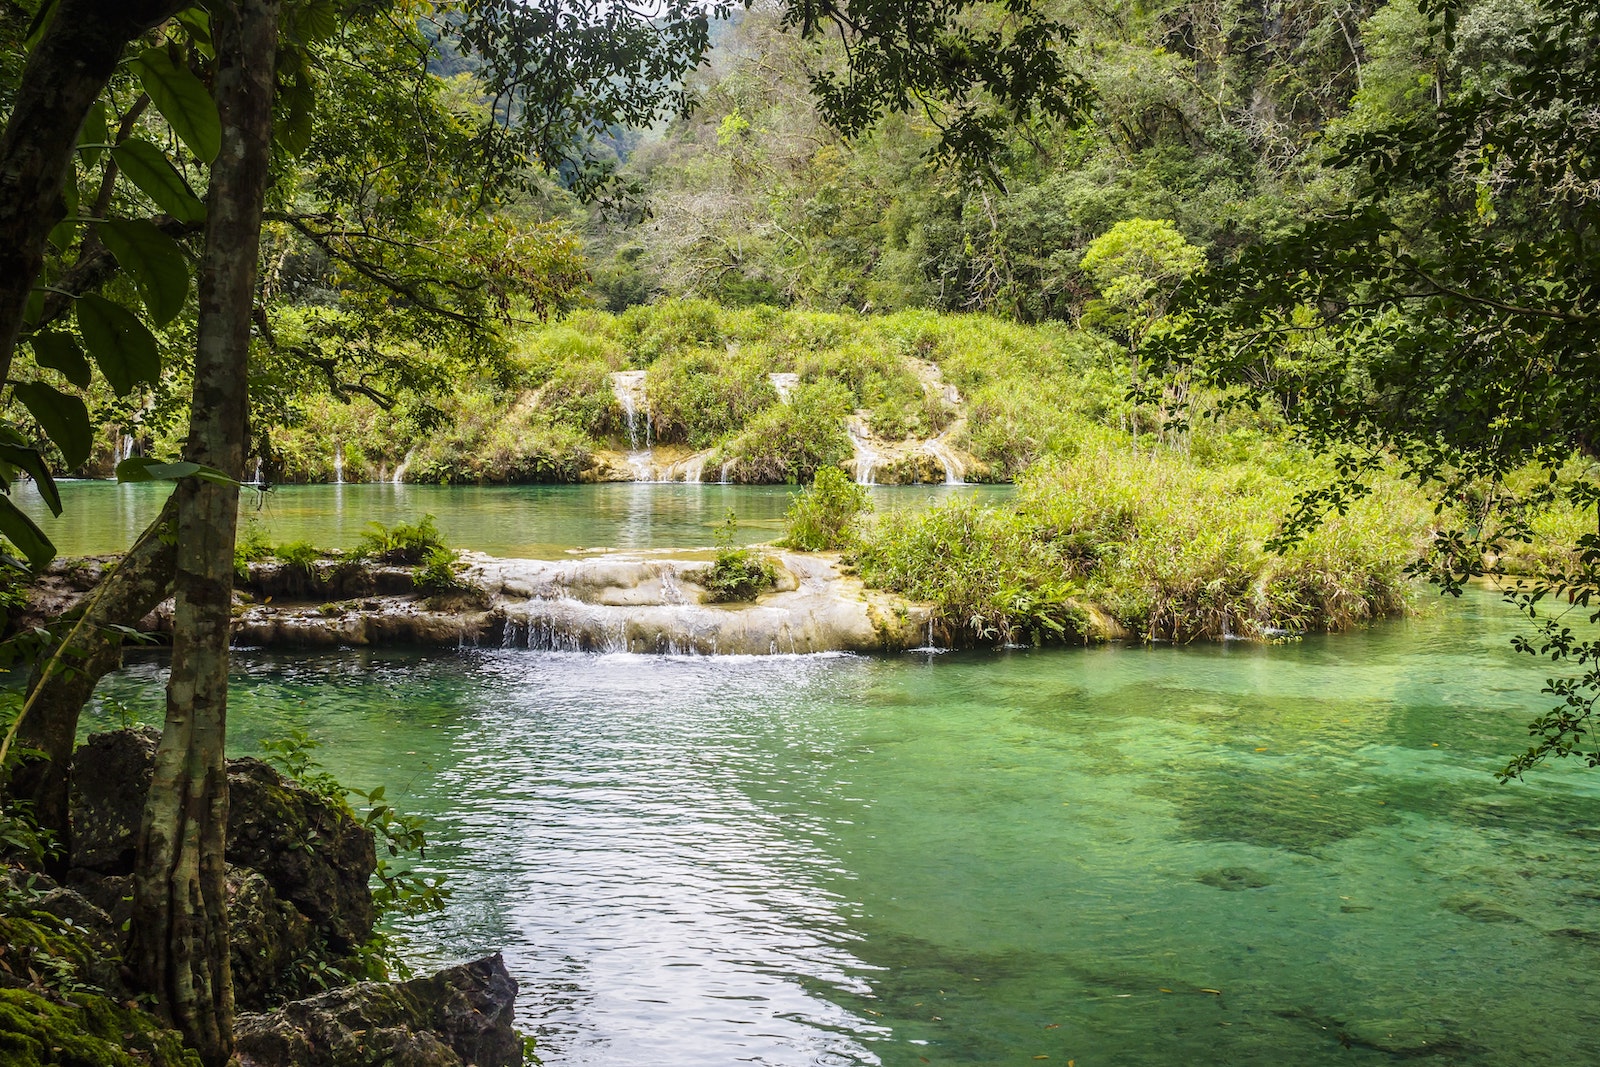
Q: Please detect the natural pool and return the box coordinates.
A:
[85,590,1600,1066]
[20,480,1007,558]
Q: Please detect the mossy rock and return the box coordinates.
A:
[0,910,121,1001]
[0,988,199,1067]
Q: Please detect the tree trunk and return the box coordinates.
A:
[129,3,277,1063]
[0,0,186,380]
[6,492,179,868]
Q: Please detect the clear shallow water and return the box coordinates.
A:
[19,481,1005,558]
[86,591,1600,1066]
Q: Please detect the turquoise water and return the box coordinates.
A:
[18,481,1006,558]
[86,590,1600,1066]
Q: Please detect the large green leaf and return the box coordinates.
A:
[97,218,190,325]
[76,294,161,396]
[0,495,55,570]
[132,48,221,163]
[11,382,91,473]
[48,170,78,252]
[175,8,214,59]
[290,0,339,44]
[116,456,236,487]
[0,443,62,515]
[26,333,91,389]
[80,99,108,166]
[111,138,206,225]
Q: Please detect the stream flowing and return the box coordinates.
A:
[83,590,1600,1066]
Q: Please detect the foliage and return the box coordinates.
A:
[1167,0,1600,777]
[258,730,450,928]
[355,514,448,566]
[0,803,52,871]
[782,466,871,551]
[412,546,470,597]
[272,540,323,577]
[700,513,777,602]
[856,433,1432,645]
[258,728,343,801]
[232,524,274,580]
[855,495,1084,645]
[644,346,776,447]
[1080,218,1206,352]
[405,392,592,485]
[715,379,853,484]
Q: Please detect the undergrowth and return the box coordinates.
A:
[782,466,871,551]
[856,432,1434,645]
[700,513,777,602]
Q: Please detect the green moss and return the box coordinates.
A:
[0,989,200,1067]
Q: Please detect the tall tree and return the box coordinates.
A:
[129,2,278,1061]
[0,0,186,384]
[1173,0,1600,777]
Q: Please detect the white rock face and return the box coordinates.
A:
[228,550,933,656]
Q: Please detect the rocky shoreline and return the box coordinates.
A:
[26,549,1126,657]
[0,728,523,1067]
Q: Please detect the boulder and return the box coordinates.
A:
[69,733,375,951]
[235,954,522,1067]
[67,730,377,1003]
[68,728,159,873]
[226,757,376,951]
[229,867,315,1011]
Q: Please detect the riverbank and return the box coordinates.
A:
[0,729,525,1067]
[22,531,1413,657]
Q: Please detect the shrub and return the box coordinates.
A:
[413,545,469,595]
[1015,446,1428,639]
[700,513,777,602]
[408,399,591,484]
[274,540,323,575]
[715,380,853,483]
[644,346,776,446]
[783,466,872,551]
[356,514,448,565]
[855,496,1082,645]
[233,525,274,580]
[538,362,622,438]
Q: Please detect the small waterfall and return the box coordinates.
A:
[117,431,135,464]
[720,460,734,485]
[251,458,262,485]
[332,443,344,484]
[913,615,948,654]
[847,418,882,486]
[922,430,965,486]
[768,372,799,403]
[683,454,706,483]
[392,449,414,485]
[610,370,655,481]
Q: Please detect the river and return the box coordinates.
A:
[20,480,1006,558]
[51,483,1600,1065]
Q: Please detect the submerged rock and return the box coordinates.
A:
[1196,866,1272,891]
[235,954,522,1067]
[1441,894,1524,924]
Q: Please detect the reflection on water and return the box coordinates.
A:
[19,480,1006,558]
[89,591,1600,1066]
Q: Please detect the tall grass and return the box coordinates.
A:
[856,433,1434,645]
